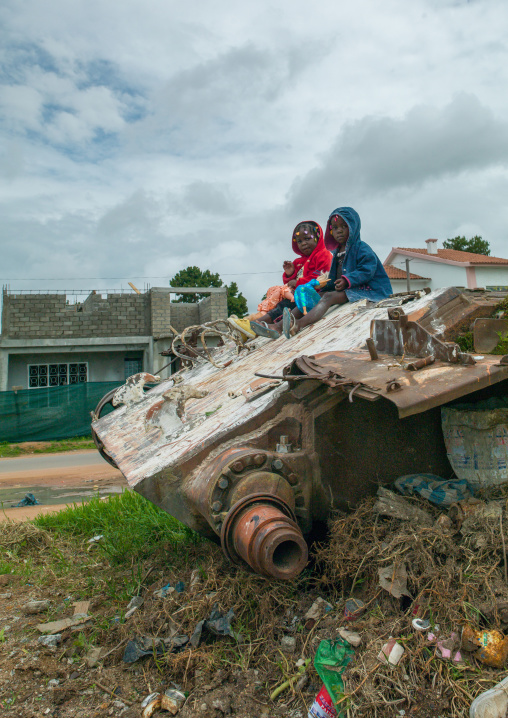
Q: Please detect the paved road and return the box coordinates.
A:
[0,450,108,473]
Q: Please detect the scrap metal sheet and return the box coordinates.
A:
[93,288,499,486]
[289,352,508,418]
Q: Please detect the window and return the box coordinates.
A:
[28,362,88,388]
[124,358,143,379]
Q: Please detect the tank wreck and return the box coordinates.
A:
[91,287,508,582]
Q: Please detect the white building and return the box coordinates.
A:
[384,239,508,293]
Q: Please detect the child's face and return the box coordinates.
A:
[293,223,318,256]
[330,215,349,247]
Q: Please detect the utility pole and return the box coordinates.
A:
[405,259,411,293]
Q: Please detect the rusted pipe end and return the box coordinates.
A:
[221,497,308,580]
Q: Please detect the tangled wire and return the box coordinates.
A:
[169,320,249,370]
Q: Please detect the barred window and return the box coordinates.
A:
[28,362,88,388]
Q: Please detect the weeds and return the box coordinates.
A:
[33,490,202,565]
[0,436,95,458]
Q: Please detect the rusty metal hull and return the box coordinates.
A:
[93,288,508,579]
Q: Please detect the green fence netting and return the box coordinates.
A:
[0,382,122,442]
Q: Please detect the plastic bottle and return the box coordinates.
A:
[308,684,337,717]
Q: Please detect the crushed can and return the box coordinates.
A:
[308,685,337,718]
[461,625,508,668]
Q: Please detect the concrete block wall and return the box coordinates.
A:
[2,291,150,339]
[169,302,200,332]
[1,287,229,341]
[151,289,173,337]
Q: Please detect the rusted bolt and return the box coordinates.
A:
[218,477,229,490]
[287,473,299,486]
[386,380,402,393]
[253,454,265,466]
[231,460,244,473]
[272,459,284,471]
[212,500,223,513]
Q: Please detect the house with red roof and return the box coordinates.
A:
[384,239,508,293]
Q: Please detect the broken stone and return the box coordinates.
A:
[338,628,361,647]
[24,600,50,615]
[280,635,296,653]
[38,634,62,648]
[0,593,12,599]
[48,679,60,688]
[85,647,102,668]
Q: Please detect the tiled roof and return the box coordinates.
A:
[384,264,430,280]
[395,248,508,265]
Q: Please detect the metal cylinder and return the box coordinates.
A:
[226,502,308,580]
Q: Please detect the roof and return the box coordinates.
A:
[383,264,430,280]
[393,248,508,265]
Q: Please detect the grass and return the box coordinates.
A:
[0,436,95,458]
[33,490,202,565]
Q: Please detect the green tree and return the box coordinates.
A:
[169,266,248,317]
[443,235,490,255]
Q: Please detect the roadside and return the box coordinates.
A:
[0,438,96,459]
[0,449,127,522]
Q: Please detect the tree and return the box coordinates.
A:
[169,266,248,317]
[443,235,490,255]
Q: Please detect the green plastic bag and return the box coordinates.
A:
[314,638,354,715]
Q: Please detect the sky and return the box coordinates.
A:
[1,0,508,310]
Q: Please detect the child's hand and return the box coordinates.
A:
[283,260,295,277]
[286,279,297,289]
[335,277,348,291]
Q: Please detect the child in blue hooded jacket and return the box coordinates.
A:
[282,206,392,336]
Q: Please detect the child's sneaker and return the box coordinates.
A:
[228,316,256,343]
[470,675,508,717]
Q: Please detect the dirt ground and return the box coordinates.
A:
[0,451,127,521]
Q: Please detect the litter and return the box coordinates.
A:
[190,604,240,648]
[125,595,144,618]
[412,618,431,632]
[122,633,190,663]
[153,583,175,599]
[469,675,508,718]
[308,684,337,717]
[36,615,91,634]
[378,563,411,599]
[141,692,162,718]
[461,625,508,669]
[304,597,333,625]
[161,689,186,714]
[394,474,474,506]
[314,638,354,715]
[378,638,405,666]
[13,493,39,507]
[344,598,365,621]
[337,628,361,647]
[435,632,462,662]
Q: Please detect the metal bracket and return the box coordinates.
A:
[371,312,476,365]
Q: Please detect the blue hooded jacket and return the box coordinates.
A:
[322,207,392,301]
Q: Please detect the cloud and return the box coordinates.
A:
[288,94,508,213]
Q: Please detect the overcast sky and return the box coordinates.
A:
[1,0,507,310]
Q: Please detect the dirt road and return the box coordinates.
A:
[0,450,127,521]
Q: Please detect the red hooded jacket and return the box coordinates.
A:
[282,220,332,289]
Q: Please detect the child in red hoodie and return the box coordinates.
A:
[229,221,331,341]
